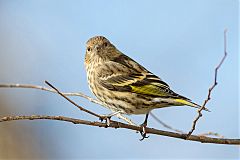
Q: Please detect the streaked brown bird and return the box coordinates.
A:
[84,36,208,139]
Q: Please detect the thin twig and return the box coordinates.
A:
[0,83,101,105]
[0,83,136,125]
[150,112,184,133]
[44,81,103,119]
[0,115,238,145]
[186,29,228,138]
[150,112,223,138]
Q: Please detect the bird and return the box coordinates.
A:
[84,36,208,139]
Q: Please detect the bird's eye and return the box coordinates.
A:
[87,47,91,52]
[103,42,108,47]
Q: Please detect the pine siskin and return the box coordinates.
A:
[84,36,208,132]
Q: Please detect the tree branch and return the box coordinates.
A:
[44,81,103,119]
[150,112,184,133]
[150,112,224,138]
[0,83,136,125]
[0,83,101,105]
[0,115,238,145]
[186,29,228,138]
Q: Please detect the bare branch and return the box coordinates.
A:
[0,115,238,145]
[150,112,184,133]
[150,112,223,138]
[44,81,103,119]
[0,83,101,105]
[186,29,228,138]
[0,83,136,125]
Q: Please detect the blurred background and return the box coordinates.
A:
[0,0,239,159]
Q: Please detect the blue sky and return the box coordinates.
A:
[0,0,239,159]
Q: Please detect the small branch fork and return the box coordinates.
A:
[0,115,239,145]
[0,83,135,125]
[185,29,228,138]
[150,112,224,138]
[44,81,103,119]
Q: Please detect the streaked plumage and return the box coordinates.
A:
[84,36,207,116]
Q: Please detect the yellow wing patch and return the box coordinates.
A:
[130,84,169,97]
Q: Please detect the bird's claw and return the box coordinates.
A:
[99,111,122,127]
[99,115,111,127]
[139,123,149,141]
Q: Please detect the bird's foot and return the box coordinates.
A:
[139,122,149,141]
[99,111,121,127]
[99,115,111,127]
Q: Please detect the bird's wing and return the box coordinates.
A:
[97,60,188,99]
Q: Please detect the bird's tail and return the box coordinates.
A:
[175,99,210,112]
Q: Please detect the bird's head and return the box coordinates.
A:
[85,36,119,65]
